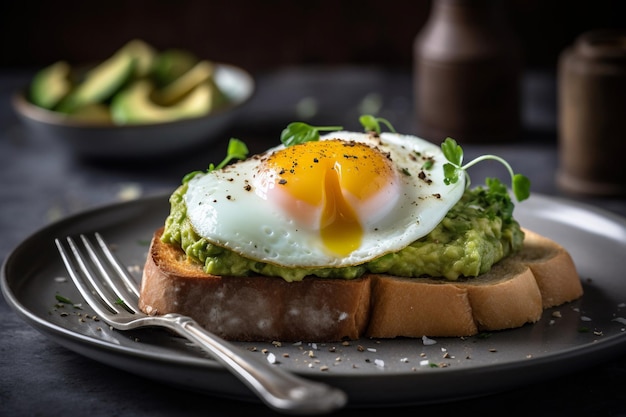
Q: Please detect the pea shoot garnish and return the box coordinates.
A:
[55,294,82,309]
[55,294,74,304]
[280,114,398,147]
[210,138,249,171]
[115,297,133,312]
[359,114,396,134]
[441,137,531,202]
[280,122,343,147]
[182,138,249,183]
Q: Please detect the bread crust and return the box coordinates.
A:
[139,227,583,342]
[512,229,583,308]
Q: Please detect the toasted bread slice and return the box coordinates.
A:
[366,259,542,338]
[139,227,583,342]
[139,228,372,342]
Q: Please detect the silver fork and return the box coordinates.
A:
[54,233,347,415]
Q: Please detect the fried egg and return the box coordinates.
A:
[184,131,466,268]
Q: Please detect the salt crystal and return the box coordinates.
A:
[422,336,437,346]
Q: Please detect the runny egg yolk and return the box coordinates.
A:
[263,139,398,256]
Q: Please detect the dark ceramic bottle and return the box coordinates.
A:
[413,0,522,143]
[557,29,626,196]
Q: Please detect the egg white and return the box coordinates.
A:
[184,131,466,268]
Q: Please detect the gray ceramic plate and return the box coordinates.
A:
[2,193,626,407]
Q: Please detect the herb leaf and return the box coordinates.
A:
[441,137,463,166]
[210,138,249,171]
[443,162,462,185]
[441,137,531,202]
[115,297,133,312]
[182,138,249,183]
[280,122,343,147]
[359,115,397,134]
[512,174,531,202]
[55,294,82,309]
[55,294,74,304]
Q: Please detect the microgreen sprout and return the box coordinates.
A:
[359,114,397,134]
[280,122,343,147]
[441,137,531,202]
[209,138,249,171]
[115,297,133,313]
[55,294,74,304]
[55,294,82,309]
[182,138,249,183]
[279,115,397,147]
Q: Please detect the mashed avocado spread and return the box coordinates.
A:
[161,181,525,282]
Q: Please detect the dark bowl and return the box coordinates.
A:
[13,62,254,160]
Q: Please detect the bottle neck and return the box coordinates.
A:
[417,0,519,58]
[430,0,504,25]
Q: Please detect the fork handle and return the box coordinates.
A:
[158,313,347,414]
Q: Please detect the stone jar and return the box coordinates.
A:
[558,29,626,196]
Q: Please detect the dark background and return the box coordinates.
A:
[1,0,625,74]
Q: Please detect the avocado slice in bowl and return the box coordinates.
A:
[110,79,213,124]
[29,61,72,110]
[152,60,216,106]
[120,39,157,78]
[55,53,136,114]
[53,39,157,114]
[151,48,199,87]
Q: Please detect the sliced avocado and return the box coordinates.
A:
[29,61,72,109]
[56,48,137,114]
[118,39,157,78]
[205,74,230,109]
[151,48,198,87]
[152,60,215,106]
[110,80,212,124]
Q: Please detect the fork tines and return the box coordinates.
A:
[55,233,141,318]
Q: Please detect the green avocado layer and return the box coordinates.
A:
[161,183,524,282]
